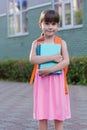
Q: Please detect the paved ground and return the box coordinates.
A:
[0,81,87,130]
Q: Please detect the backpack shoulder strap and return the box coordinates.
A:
[54,36,62,44]
[54,36,69,94]
[29,36,44,85]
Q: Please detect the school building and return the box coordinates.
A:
[0,0,86,60]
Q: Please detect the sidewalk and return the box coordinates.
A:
[0,81,87,130]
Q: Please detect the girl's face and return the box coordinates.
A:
[41,21,59,37]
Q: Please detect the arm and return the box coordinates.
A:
[50,40,69,72]
[29,41,62,64]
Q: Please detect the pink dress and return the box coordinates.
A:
[33,69,71,121]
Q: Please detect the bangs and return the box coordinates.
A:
[44,12,59,23]
[39,10,59,26]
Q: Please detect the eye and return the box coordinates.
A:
[45,22,49,25]
[52,22,56,25]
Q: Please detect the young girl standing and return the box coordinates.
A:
[29,9,71,130]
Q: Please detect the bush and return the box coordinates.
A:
[0,57,87,85]
[0,59,33,82]
[67,56,87,85]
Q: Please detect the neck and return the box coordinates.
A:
[44,35,55,43]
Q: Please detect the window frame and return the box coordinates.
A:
[7,0,29,37]
[52,0,83,30]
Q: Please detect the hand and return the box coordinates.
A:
[38,68,51,76]
[52,54,63,63]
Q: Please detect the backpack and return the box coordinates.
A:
[29,35,69,94]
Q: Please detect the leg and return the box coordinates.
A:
[54,120,63,130]
[38,119,48,130]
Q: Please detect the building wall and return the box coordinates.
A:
[58,0,87,56]
[0,1,87,60]
[58,27,87,56]
[0,5,51,59]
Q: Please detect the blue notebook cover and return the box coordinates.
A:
[36,44,62,75]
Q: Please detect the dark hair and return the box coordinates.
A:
[39,9,60,26]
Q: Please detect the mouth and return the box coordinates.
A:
[47,31,54,33]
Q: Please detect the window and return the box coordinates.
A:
[7,0,28,36]
[73,0,83,25]
[53,0,83,29]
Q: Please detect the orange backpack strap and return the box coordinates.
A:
[29,64,38,85]
[29,36,44,85]
[64,67,69,94]
[29,36,69,94]
[54,36,69,94]
[54,36,62,44]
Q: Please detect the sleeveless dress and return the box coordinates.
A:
[33,69,71,121]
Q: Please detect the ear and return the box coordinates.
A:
[39,25,42,28]
[56,24,59,32]
[40,25,42,29]
[58,22,61,27]
[39,22,42,28]
[57,23,59,27]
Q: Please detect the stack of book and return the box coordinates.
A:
[36,43,62,75]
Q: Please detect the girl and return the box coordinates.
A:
[29,9,71,130]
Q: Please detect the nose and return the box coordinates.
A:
[48,24,53,29]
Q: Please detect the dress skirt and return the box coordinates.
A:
[33,70,71,121]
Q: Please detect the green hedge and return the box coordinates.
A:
[0,57,87,85]
[67,56,87,85]
[0,59,33,82]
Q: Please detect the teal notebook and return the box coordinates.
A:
[36,43,62,75]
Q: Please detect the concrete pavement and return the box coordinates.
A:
[0,81,87,130]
